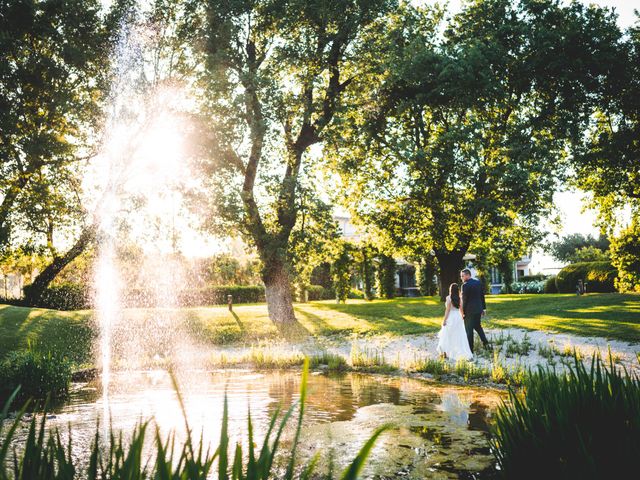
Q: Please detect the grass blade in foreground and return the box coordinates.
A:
[0,358,388,479]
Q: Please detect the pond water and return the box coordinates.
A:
[9,370,504,479]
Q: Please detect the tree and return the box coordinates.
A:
[0,0,118,245]
[356,243,377,300]
[377,254,396,299]
[415,254,438,296]
[287,185,340,301]
[570,246,610,263]
[329,241,353,303]
[548,233,610,264]
[328,0,621,299]
[573,14,639,226]
[190,0,395,326]
[610,219,640,293]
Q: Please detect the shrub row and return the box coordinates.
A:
[178,285,266,306]
[517,274,547,282]
[555,261,617,293]
[37,283,89,310]
[12,284,269,310]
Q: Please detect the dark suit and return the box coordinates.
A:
[461,277,489,352]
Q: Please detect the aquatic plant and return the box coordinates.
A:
[0,360,388,479]
[349,344,391,371]
[491,354,640,478]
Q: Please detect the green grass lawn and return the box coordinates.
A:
[1,293,639,364]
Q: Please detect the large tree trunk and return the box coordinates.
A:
[24,226,95,306]
[434,248,466,301]
[262,258,297,327]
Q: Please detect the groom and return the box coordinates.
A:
[460,268,490,353]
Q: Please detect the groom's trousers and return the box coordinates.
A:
[464,313,489,353]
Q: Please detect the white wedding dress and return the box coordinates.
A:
[437,296,473,361]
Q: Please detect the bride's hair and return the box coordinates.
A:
[449,283,460,308]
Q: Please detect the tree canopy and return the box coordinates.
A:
[327,0,623,297]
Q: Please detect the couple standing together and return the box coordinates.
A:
[437,268,490,361]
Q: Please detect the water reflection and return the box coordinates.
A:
[9,371,503,479]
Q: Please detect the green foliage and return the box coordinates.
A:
[358,244,377,301]
[204,254,262,286]
[411,352,524,385]
[0,350,72,400]
[25,283,89,310]
[573,20,640,226]
[0,0,116,246]
[543,276,558,293]
[306,285,332,301]
[329,0,619,296]
[610,218,640,292]
[0,361,386,479]
[498,259,514,294]
[181,286,266,306]
[518,274,546,282]
[377,255,396,299]
[330,242,353,304]
[189,0,396,323]
[569,245,611,263]
[548,233,610,263]
[555,261,617,293]
[416,255,438,296]
[491,355,640,478]
[348,289,364,300]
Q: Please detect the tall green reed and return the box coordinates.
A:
[491,353,640,479]
[0,359,389,479]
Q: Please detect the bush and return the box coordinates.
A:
[555,261,617,293]
[518,274,546,282]
[348,288,364,299]
[509,280,545,294]
[543,275,558,293]
[34,283,89,310]
[306,284,333,301]
[610,218,640,292]
[180,285,266,306]
[0,350,72,400]
[491,355,640,478]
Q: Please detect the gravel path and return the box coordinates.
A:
[213,328,640,377]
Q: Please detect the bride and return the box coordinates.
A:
[437,283,473,361]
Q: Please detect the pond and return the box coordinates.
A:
[9,370,504,479]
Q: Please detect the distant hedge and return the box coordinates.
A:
[518,274,547,282]
[15,284,267,310]
[36,283,89,310]
[555,262,617,293]
[179,285,266,306]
